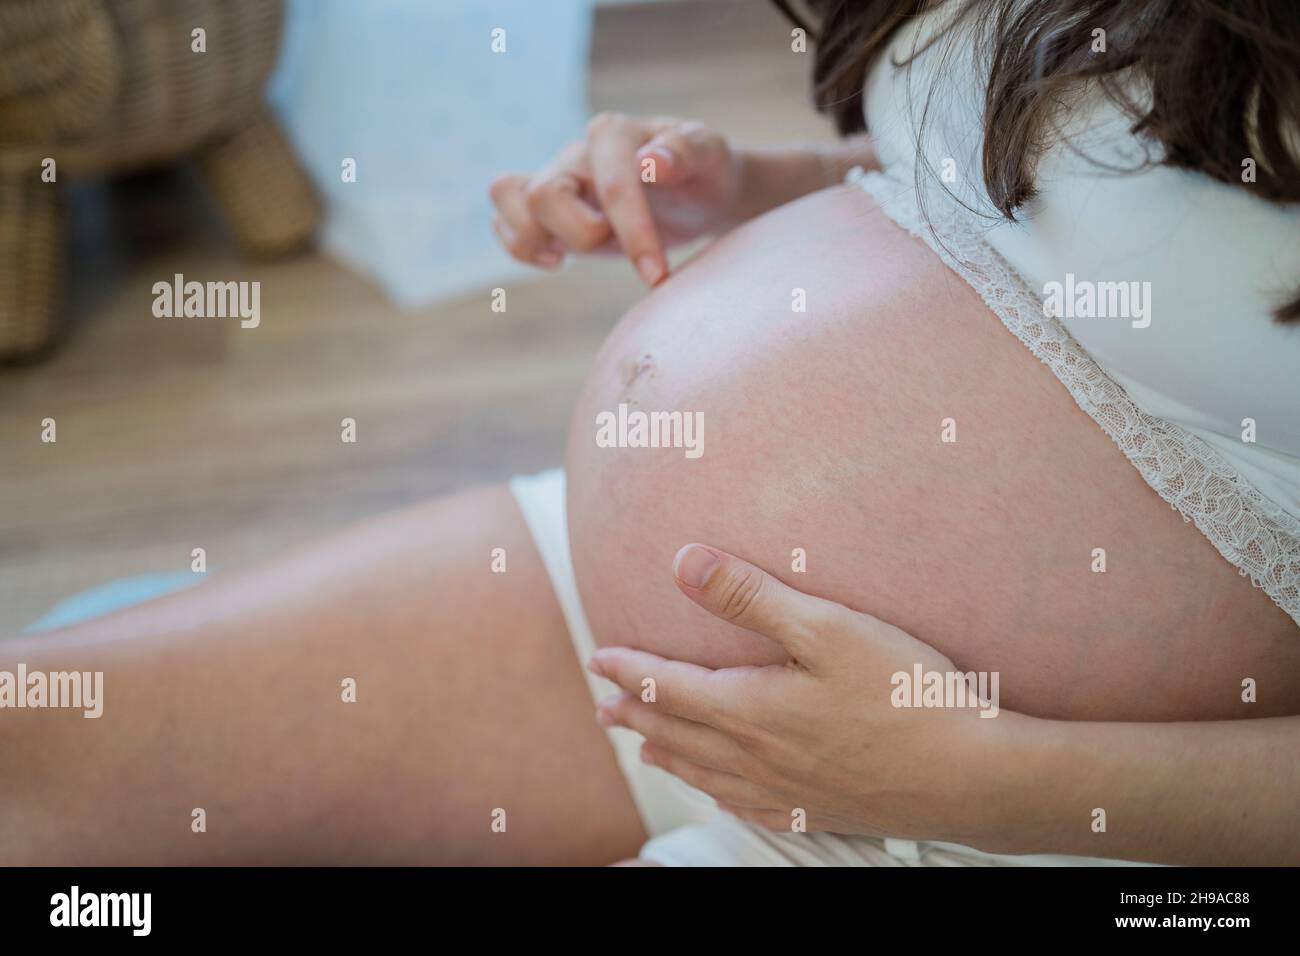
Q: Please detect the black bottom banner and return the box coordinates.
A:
[0,864,1288,943]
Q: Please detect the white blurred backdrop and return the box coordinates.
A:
[269,0,595,307]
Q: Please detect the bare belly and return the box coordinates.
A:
[564,186,1300,722]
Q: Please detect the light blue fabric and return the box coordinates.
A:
[25,573,202,633]
[267,0,595,307]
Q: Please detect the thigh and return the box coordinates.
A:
[0,485,645,864]
[566,185,1300,722]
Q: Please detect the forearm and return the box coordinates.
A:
[727,134,879,226]
[977,714,1300,865]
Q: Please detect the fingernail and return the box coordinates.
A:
[586,656,603,676]
[640,747,657,766]
[636,256,665,286]
[646,145,679,170]
[596,708,615,727]
[536,250,562,268]
[673,544,721,589]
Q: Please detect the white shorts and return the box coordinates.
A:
[510,468,1146,867]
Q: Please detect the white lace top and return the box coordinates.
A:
[853,7,1300,626]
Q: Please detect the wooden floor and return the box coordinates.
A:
[0,0,831,633]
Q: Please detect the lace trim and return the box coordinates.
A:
[849,168,1300,628]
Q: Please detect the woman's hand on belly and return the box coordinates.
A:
[590,545,1300,865]
[488,112,879,284]
[588,544,1017,848]
[489,113,745,285]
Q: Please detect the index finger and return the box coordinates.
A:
[588,646,760,730]
[585,112,667,286]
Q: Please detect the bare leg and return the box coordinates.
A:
[0,485,645,864]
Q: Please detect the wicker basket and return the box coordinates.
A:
[0,0,321,360]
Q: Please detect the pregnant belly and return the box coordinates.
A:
[564,185,1300,721]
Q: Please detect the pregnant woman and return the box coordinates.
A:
[2,0,1297,865]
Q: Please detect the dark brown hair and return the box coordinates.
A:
[775,0,1300,321]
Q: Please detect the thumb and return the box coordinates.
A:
[671,544,849,668]
[635,138,691,188]
[636,124,720,188]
